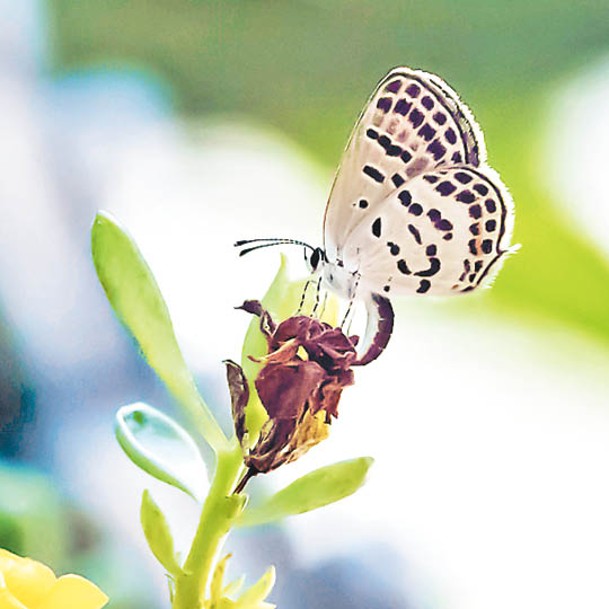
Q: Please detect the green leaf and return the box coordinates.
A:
[234,566,276,609]
[115,402,207,501]
[240,256,303,442]
[91,211,227,453]
[223,574,246,598]
[208,553,232,605]
[140,489,182,577]
[237,457,373,527]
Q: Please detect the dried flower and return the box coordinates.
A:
[226,295,393,491]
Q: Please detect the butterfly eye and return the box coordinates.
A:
[308,247,324,272]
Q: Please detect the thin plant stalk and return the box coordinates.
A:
[171,441,245,609]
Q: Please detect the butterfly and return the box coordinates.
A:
[237,67,516,362]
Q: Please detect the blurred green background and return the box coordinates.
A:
[2,1,609,608]
[48,0,609,341]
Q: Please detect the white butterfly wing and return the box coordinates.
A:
[322,66,514,296]
[341,165,514,296]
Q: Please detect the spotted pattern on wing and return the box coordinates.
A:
[338,167,510,296]
[321,66,514,299]
[324,68,486,265]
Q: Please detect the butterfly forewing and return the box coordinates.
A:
[323,67,486,261]
[322,66,514,297]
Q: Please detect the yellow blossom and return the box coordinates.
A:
[0,549,108,609]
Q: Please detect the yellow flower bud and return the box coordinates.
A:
[0,549,108,609]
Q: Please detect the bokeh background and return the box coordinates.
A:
[2,1,609,607]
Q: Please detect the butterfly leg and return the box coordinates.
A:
[310,276,323,318]
[344,304,356,334]
[297,278,313,315]
[340,272,361,329]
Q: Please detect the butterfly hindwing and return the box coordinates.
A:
[339,165,513,296]
[323,67,487,262]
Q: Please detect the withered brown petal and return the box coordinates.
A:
[306,328,358,371]
[245,418,298,473]
[273,317,358,370]
[309,369,355,417]
[245,409,330,474]
[255,338,299,365]
[255,360,326,420]
[224,359,249,445]
[318,388,341,420]
[237,299,276,339]
[273,317,329,351]
[287,408,330,457]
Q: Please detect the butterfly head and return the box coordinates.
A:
[304,246,326,273]
[235,238,326,274]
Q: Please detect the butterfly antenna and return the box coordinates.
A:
[234,238,316,257]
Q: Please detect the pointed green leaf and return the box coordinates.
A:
[237,457,373,528]
[91,211,227,453]
[240,256,302,442]
[140,489,182,577]
[234,566,276,609]
[209,553,232,605]
[115,402,207,501]
[223,575,246,598]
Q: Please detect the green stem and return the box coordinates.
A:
[172,441,245,609]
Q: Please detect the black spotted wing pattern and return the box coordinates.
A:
[342,166,513,296]
[322,67,514,296]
